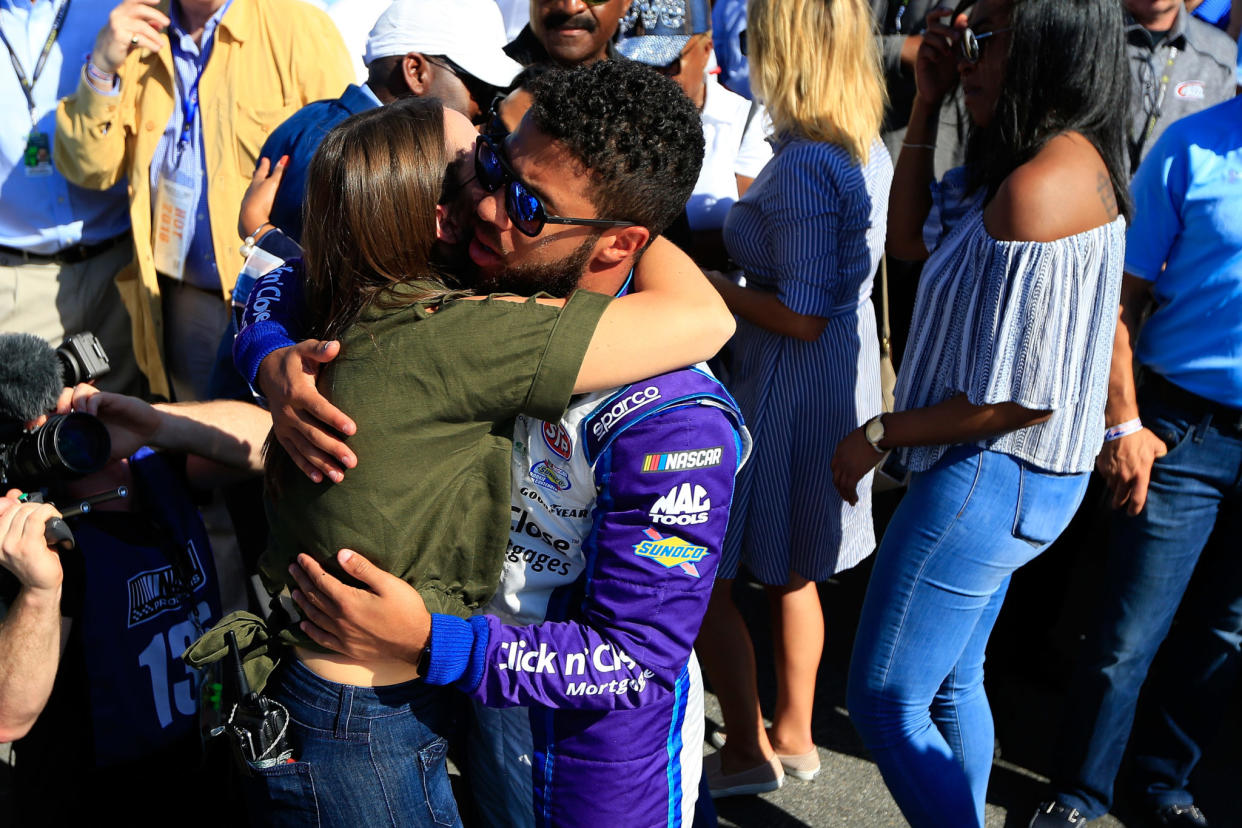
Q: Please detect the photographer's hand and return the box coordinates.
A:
[0,491,64,742]
[260,340,356,483]
[0,492,63,593]
[59,383,160,461]
[289,550,429,668]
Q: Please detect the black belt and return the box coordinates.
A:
[1142,371,1242,432]
[0,232,130,265]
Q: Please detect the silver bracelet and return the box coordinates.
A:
[239,222,273,258]
[901,141,936,150]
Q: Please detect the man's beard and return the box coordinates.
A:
[483,233,601,298]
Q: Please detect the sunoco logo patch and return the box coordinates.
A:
[632,527,709,577]
[530,459,571,492]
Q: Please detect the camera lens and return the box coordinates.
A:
[9,413,111,482]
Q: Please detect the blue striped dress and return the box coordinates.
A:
[896,167,1126,474]
[719,135,892,584]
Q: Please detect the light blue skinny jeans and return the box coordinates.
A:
[847,445,1088,827]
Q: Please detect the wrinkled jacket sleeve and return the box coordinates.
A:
[232,252,306,387]
[425,404,742,709]
[54,70,134,191]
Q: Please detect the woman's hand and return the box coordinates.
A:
[289,550,430,668]
[914,7,967,106]
[238,155,287,241]
[831,426,886,506]
[90,0,169,75]
[258,340,357,483]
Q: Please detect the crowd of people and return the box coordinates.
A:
[0,0,1238,826]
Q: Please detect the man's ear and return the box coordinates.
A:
[592,225,651,266]
[403,52,431,96]
[435,203,457,244]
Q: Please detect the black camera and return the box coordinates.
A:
[57,332,110,385]
[0,412,111,489]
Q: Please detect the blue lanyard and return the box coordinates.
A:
[178,62,207,148]
[893,0,911,33]
[0,0,71,123]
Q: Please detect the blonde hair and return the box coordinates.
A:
[747,0,886,162]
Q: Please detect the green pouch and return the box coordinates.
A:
[182,610,285,694]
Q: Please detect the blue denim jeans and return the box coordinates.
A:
[243,657,463,827]
[847,446,1088,827]
[1051,394,1242,818]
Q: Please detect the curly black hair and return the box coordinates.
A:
[527,59,705,237]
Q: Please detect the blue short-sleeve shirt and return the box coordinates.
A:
[1126,95,1242,408]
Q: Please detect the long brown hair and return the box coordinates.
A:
[300,97,465,341]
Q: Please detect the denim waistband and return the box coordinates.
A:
[276,656,448,725]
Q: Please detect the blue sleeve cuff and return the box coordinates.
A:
[424,614,490,692]
[232,320,296,389]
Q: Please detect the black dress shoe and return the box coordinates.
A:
[1150,803,1208,827]
[1030,801,1087,827]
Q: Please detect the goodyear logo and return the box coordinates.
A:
[641,446,723,472]
[632,527,709,577]
[530,459,571,492]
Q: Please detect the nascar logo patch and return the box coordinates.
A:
[632,527,709,577]
[641,446,723,473]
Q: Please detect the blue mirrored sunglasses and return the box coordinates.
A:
[473,134,636,238]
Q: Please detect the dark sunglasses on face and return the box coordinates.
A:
[957,26,1011,64]
[484,93,509,140]
[655,47,691,77]
[426,55,499,119]
[474,134,636,238]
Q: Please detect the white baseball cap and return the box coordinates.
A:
[364,0,523,88]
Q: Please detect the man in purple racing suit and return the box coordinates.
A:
[235,61,746,827]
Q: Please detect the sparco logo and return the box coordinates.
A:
[649,483,711,526]
[591,386,660,438]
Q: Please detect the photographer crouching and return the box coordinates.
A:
[0,333,270,826]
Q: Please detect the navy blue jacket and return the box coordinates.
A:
[259,83,381,243]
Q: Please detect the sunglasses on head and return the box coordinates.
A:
[474,134,636,238]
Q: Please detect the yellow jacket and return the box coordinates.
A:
[55,0,351,398]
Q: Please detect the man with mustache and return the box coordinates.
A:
[232,60,744,827]
[505,0,633,67]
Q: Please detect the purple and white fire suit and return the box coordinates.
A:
[428,368,749,828]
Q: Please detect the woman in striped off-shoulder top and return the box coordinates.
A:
[832,0,1133,825]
